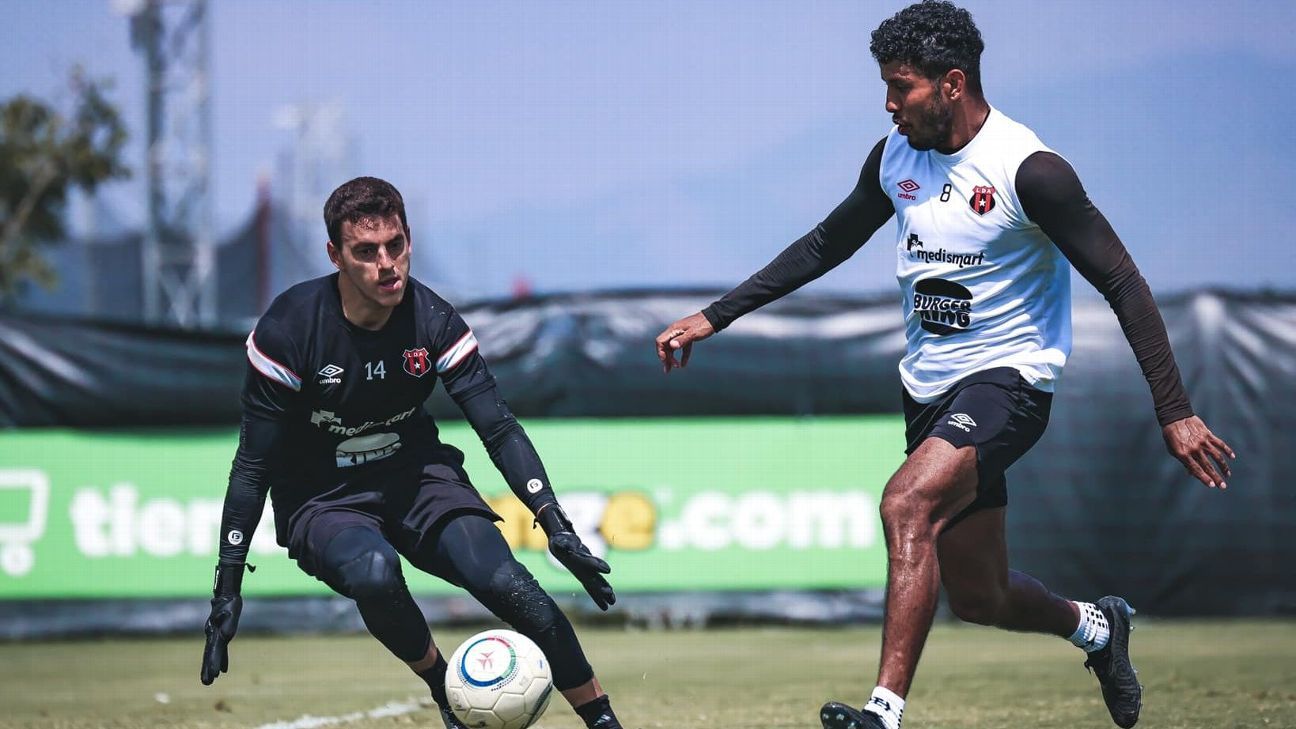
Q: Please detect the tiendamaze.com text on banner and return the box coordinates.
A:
[0,417,903,599]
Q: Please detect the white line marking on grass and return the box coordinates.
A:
[253,697,432,729]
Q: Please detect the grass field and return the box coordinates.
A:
[1,620,1294,729]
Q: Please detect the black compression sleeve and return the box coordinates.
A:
[701,137,894,330]
[445,354,558,514]
[1017,151,1193,426]
[217,413,280,566]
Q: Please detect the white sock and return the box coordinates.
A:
[1068,600,1110,653]
[862,686,905,729]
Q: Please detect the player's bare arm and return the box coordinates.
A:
[1016,150,1235,489]
[655,137,894,372]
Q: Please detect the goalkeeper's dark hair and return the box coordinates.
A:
[870,0,985,95]
[324,176,409,244]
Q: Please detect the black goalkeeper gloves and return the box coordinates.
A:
[201,561,250,685]
[536,504,616,611]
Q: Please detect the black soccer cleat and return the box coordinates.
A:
[1084,595,1142,728]
[820,701,887,729]
[438,705,469,729]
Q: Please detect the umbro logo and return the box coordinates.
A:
[897,178,920,201]
[947,413,977,432]
[317,364,343,385]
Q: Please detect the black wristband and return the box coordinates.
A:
[701,305,728,332]
[213,561,252,597]
[535,503,573,536]
[1156,404,1195,428]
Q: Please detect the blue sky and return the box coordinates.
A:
[4,0,1294,301]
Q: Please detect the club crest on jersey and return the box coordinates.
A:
[402,348,431,377]
[969,185,996,215]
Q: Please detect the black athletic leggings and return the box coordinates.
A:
[316,513,593,690]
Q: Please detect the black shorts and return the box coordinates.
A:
[902,367,1052,525]
[286,458,500,579]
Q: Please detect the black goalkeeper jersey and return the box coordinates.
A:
[244,273,465,475]
[217,274,557,563]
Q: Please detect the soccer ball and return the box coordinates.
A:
[445,629,554,729]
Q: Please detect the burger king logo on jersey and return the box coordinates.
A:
[913,278,973,335]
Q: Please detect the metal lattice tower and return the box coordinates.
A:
[127,0,214,327]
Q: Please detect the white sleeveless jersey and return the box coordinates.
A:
[881,107,1071,402]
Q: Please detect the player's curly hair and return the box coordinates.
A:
[324,176,409,244]
[870,0,984,94]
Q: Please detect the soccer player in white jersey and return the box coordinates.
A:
[653,2,1233,728]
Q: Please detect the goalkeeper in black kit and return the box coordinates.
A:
[201,177,624,729]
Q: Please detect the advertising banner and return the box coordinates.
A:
[0,417,903,600]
